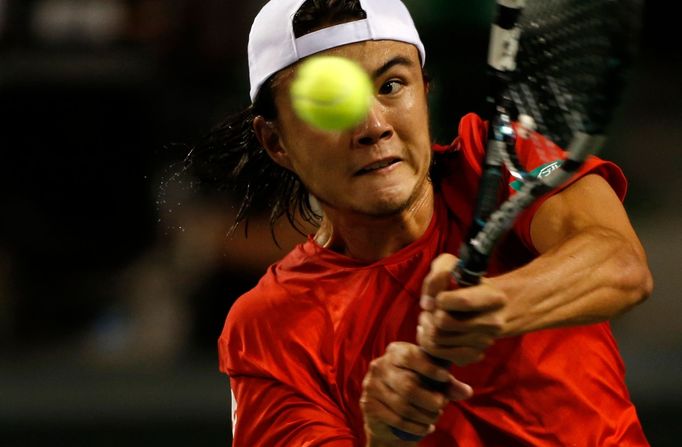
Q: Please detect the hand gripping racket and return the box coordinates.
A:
[390,0,642,441]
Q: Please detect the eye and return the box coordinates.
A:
[378,80,404,95]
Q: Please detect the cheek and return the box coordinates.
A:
[395,93,432,166]
[279,133,347,191]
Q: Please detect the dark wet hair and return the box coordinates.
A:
[176,1,369,237]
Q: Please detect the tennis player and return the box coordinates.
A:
[198,0,653,445]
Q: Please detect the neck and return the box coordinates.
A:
[314,185,435,262]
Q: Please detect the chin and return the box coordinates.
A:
[357,188,416,217]
[363,172,434,217]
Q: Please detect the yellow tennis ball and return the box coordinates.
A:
[290,56,373,131]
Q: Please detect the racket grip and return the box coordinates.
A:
[453,248,485,288]
[452,266,483,288]
[389,426,424,442]
[389,257,484,441]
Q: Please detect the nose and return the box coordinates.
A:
[352,100,394,147]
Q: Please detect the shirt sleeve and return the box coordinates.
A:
[446,113,628,255]
[229,374,357,446]
[218,279,358,446]
[509,130,627,253]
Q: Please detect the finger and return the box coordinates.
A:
[422,309,503,340]
[381,365,449,415]
[361,394,436,439]
[378,343,475,401]
[428,309,505,336]
[386,342,451,384]
[417,318,494,366]
[420,308,468,336]
[422,254,459,299]
[434,332,495,350]
[373,370,444,423]
[418,322,495,350]
[435,283,507,313]
[421,344,486,367]
[446,376,475,401]
[363,368,442,428]
[420,293,436,311]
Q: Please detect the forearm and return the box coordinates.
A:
[492,225,653,336]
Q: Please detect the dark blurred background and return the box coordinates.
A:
[0,0,679,445]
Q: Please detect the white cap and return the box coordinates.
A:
[248,0,426,102]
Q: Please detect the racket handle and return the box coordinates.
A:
[388,264,480,441]
[453,246,486,287]
[389,426,424,442]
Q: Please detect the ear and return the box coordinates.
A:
[253,116,293,171]
[422,73,431,95]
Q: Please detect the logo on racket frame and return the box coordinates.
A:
[510,160,563,191]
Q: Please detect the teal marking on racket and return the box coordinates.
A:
[510,160,563,191]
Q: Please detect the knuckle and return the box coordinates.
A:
[368,358,382,375]
[394,350,411,367]
[359,393,371,411]
[362,374,373,389]
[453,294,471,309]
[423,271,436,286]
[398,377,420,397]
[386,341,400,353]
[429,255,445,270]
[418,311,432,328]
[488,317,505,335]
[421,336,436,352]
[386,342,407,363]
[493,287,508,303]
[437,394,448,409]
[484,283,508,305]
[434,293,448,309]
[429,255,457,278]
[416,327,427,347]
[433,310,451,328]
[421,323,436,340]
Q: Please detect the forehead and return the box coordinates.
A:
[272,40,421,91]
[323,40,421,70]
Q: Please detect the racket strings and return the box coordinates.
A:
[508,0,641,148]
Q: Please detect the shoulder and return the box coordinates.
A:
[224,246,327,332]
[431,113,488,225]
[433,112,488,168]
[218,245,334,374]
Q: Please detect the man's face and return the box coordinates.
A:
[264,40,432,219]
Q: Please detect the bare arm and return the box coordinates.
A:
[418,174,653,363]
[496,174,653,334]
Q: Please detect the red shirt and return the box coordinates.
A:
[219,113,648,446]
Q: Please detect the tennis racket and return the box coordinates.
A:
[391,0,642,441]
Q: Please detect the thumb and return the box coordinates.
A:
[422,253,459,301]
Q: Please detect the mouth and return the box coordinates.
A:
[355,158,402,176]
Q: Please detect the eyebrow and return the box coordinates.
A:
[372,55,415,79]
